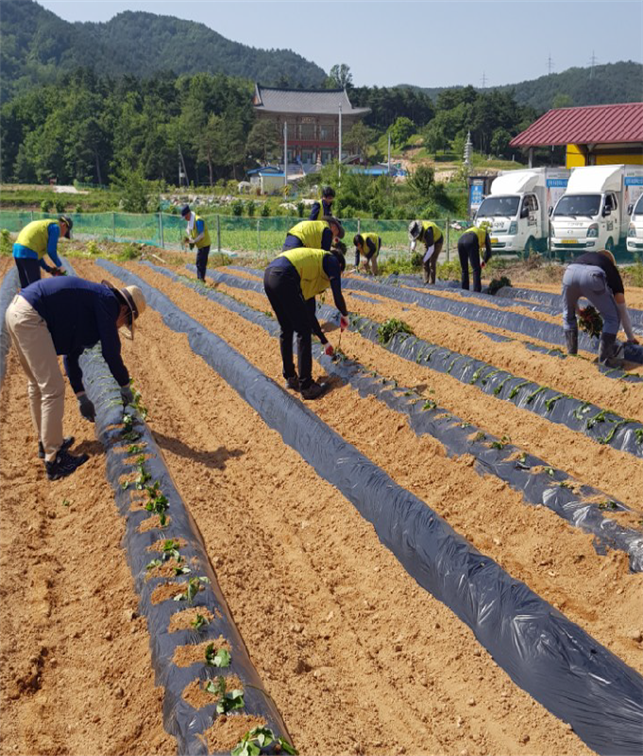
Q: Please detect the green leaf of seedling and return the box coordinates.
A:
[205,645,231,668]
[146,559,162,570]
[473,432,486,442]
[173,565,191,576]
[545,467,555,477]
[191,613,208,631]
[121,481,130,491]
[62,499,70,507]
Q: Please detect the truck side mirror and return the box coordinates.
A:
[602,207,611,217]
[520,206,529,218]
[628,203,634,216]
[548,206,553,217]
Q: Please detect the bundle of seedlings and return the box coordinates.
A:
[578,305,603,338]
[487,276,512,296]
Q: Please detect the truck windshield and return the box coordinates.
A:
[554,195,601,218]
[633,195,643,218]
[477,196,519,217]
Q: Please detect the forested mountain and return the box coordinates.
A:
[402,61,643,113]
[0,0,327,103]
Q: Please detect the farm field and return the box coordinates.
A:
[0,251,642,756]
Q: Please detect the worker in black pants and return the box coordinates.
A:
[457,226,492,291]
[263,246,348,400]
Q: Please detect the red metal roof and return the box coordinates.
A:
[510,103,643,147]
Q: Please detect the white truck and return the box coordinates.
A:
[474,167,569,255]
[550,164,643,253]
[627,189,643,255]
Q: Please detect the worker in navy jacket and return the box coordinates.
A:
[309,186,336,221]
[5,276,146,480]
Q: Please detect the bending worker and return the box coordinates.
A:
[562,248,639,367]
[5,276,146,481]
[181,204,211,281]
[408,220,444,284]
[282,217,344,252]
[457,224,492,292]
[353,233,381,275]
[309,186,336,221]
[13,216,72,288]
[264,245,349,400]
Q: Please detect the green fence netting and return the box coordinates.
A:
[1,211,638,263]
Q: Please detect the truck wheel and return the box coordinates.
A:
[525,237,537,257]
[605,238,614,252]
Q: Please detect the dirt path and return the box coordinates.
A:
[71,259,596,755]
[0,350,174,755]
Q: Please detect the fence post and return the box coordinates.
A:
[112,212,116,242]
[217,215,221,252]
[446,217,450,262]
[31,210,34,221]
[357,218,361,235]
[257,218,261,256]
[159,212,165,249]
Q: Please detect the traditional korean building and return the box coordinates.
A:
[252,84,370,168]
[510,102,643,168]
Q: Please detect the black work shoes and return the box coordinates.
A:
[45,449,89,481]
[285,375,300,391]
[38,436,74,459]
[300,381,329,400]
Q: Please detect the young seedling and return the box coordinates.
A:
[598,500,619,511]
[122,413,142,442]
[204,676,244,715]
[129,381,149,419]
[146,558,163,570]
[376,318,414,345]
[173,575,210,604]
[232,727,298,756]
[473,431,486,442]
[490,435,511,450]
[205,644,231,668]
[422,399,437,411]
[191,613,209,631]
[127,444,146,455]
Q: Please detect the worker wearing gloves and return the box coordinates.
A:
[353,233,381,275]
[13,216,72,288]
[309,186,336,221]
[562,248,639,367]
[5,276,146,480]
[408,220,444,284]
[457,225,492,292]
[282,217,345,252]
[264,244,348,400]
[181,204,211,281]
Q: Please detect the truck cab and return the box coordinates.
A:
[627,194,643,254]
[475,168,568,254]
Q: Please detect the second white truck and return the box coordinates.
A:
[474,167,569,254]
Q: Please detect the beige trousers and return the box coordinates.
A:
[5,295,65,462]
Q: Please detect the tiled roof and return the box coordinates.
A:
[254,84,370,116]
[510,103,643,147]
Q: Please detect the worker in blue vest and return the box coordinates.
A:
[309,186,336,221]
[264,244,348,400]
[282,217,344,252]
[457,225,492,292]
[13,216,72,288]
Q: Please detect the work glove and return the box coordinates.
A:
[324,343,334,356]
[51,267,66,277]
[77,393,96,422]
[120,385,134,406]
[340,315,349,332]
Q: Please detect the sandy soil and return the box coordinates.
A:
[66,258,598,755]
[0,345,174,754]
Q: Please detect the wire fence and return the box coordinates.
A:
[2,210,635,263]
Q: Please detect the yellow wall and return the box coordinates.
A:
[566,144,643,168]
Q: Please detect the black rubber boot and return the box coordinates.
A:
[598,332,624,368]
[39,436,74,460]
[45,449,89,481]
[564,330,578,355]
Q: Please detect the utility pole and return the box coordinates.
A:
[283,121,288,187]
[481,71,487,88]
[338,102,342,180]
[589,51,597,79]
[387,133,391,175]
[547,53,554,75]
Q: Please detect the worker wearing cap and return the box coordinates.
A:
[353,233,382,275]
[264,244,349,400]
[562,248,639,367]
[181,205,211,281]
[5,277,146,480]
[12,216,73,288]
[309,186,336,221]
[457,225,492,292]
[408,220,444,285]
[282,217,344,252]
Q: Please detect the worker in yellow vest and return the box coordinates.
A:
[457,225,492,292]
[264,245,348,400]
[408,220,444,284]
[282,217,344,252]
[13,216,72,288]
[181,205,211,281]
[353,233,382,275]
[309,186,336,220]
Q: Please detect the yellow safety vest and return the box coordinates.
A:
[463,226,488,247]
[279,247,331,301]
[16,220,59,258]
[421,221,443,243]
[288,220,330,249]
[188,214,211,249]
[361,232,381,254]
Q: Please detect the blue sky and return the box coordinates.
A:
[37,0,642,89]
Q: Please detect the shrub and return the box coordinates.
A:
[247,201,256,217]
[296,202,305,218]
[231,201,243,216]
[0,228,12,255]
[41,199,53,213]
[260,203,270,217]
[54,199,66,213]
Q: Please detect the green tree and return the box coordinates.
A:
[388,116,415,148]
[344,121,376,159]
[326,64,353,90]
[246,119,280,165]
